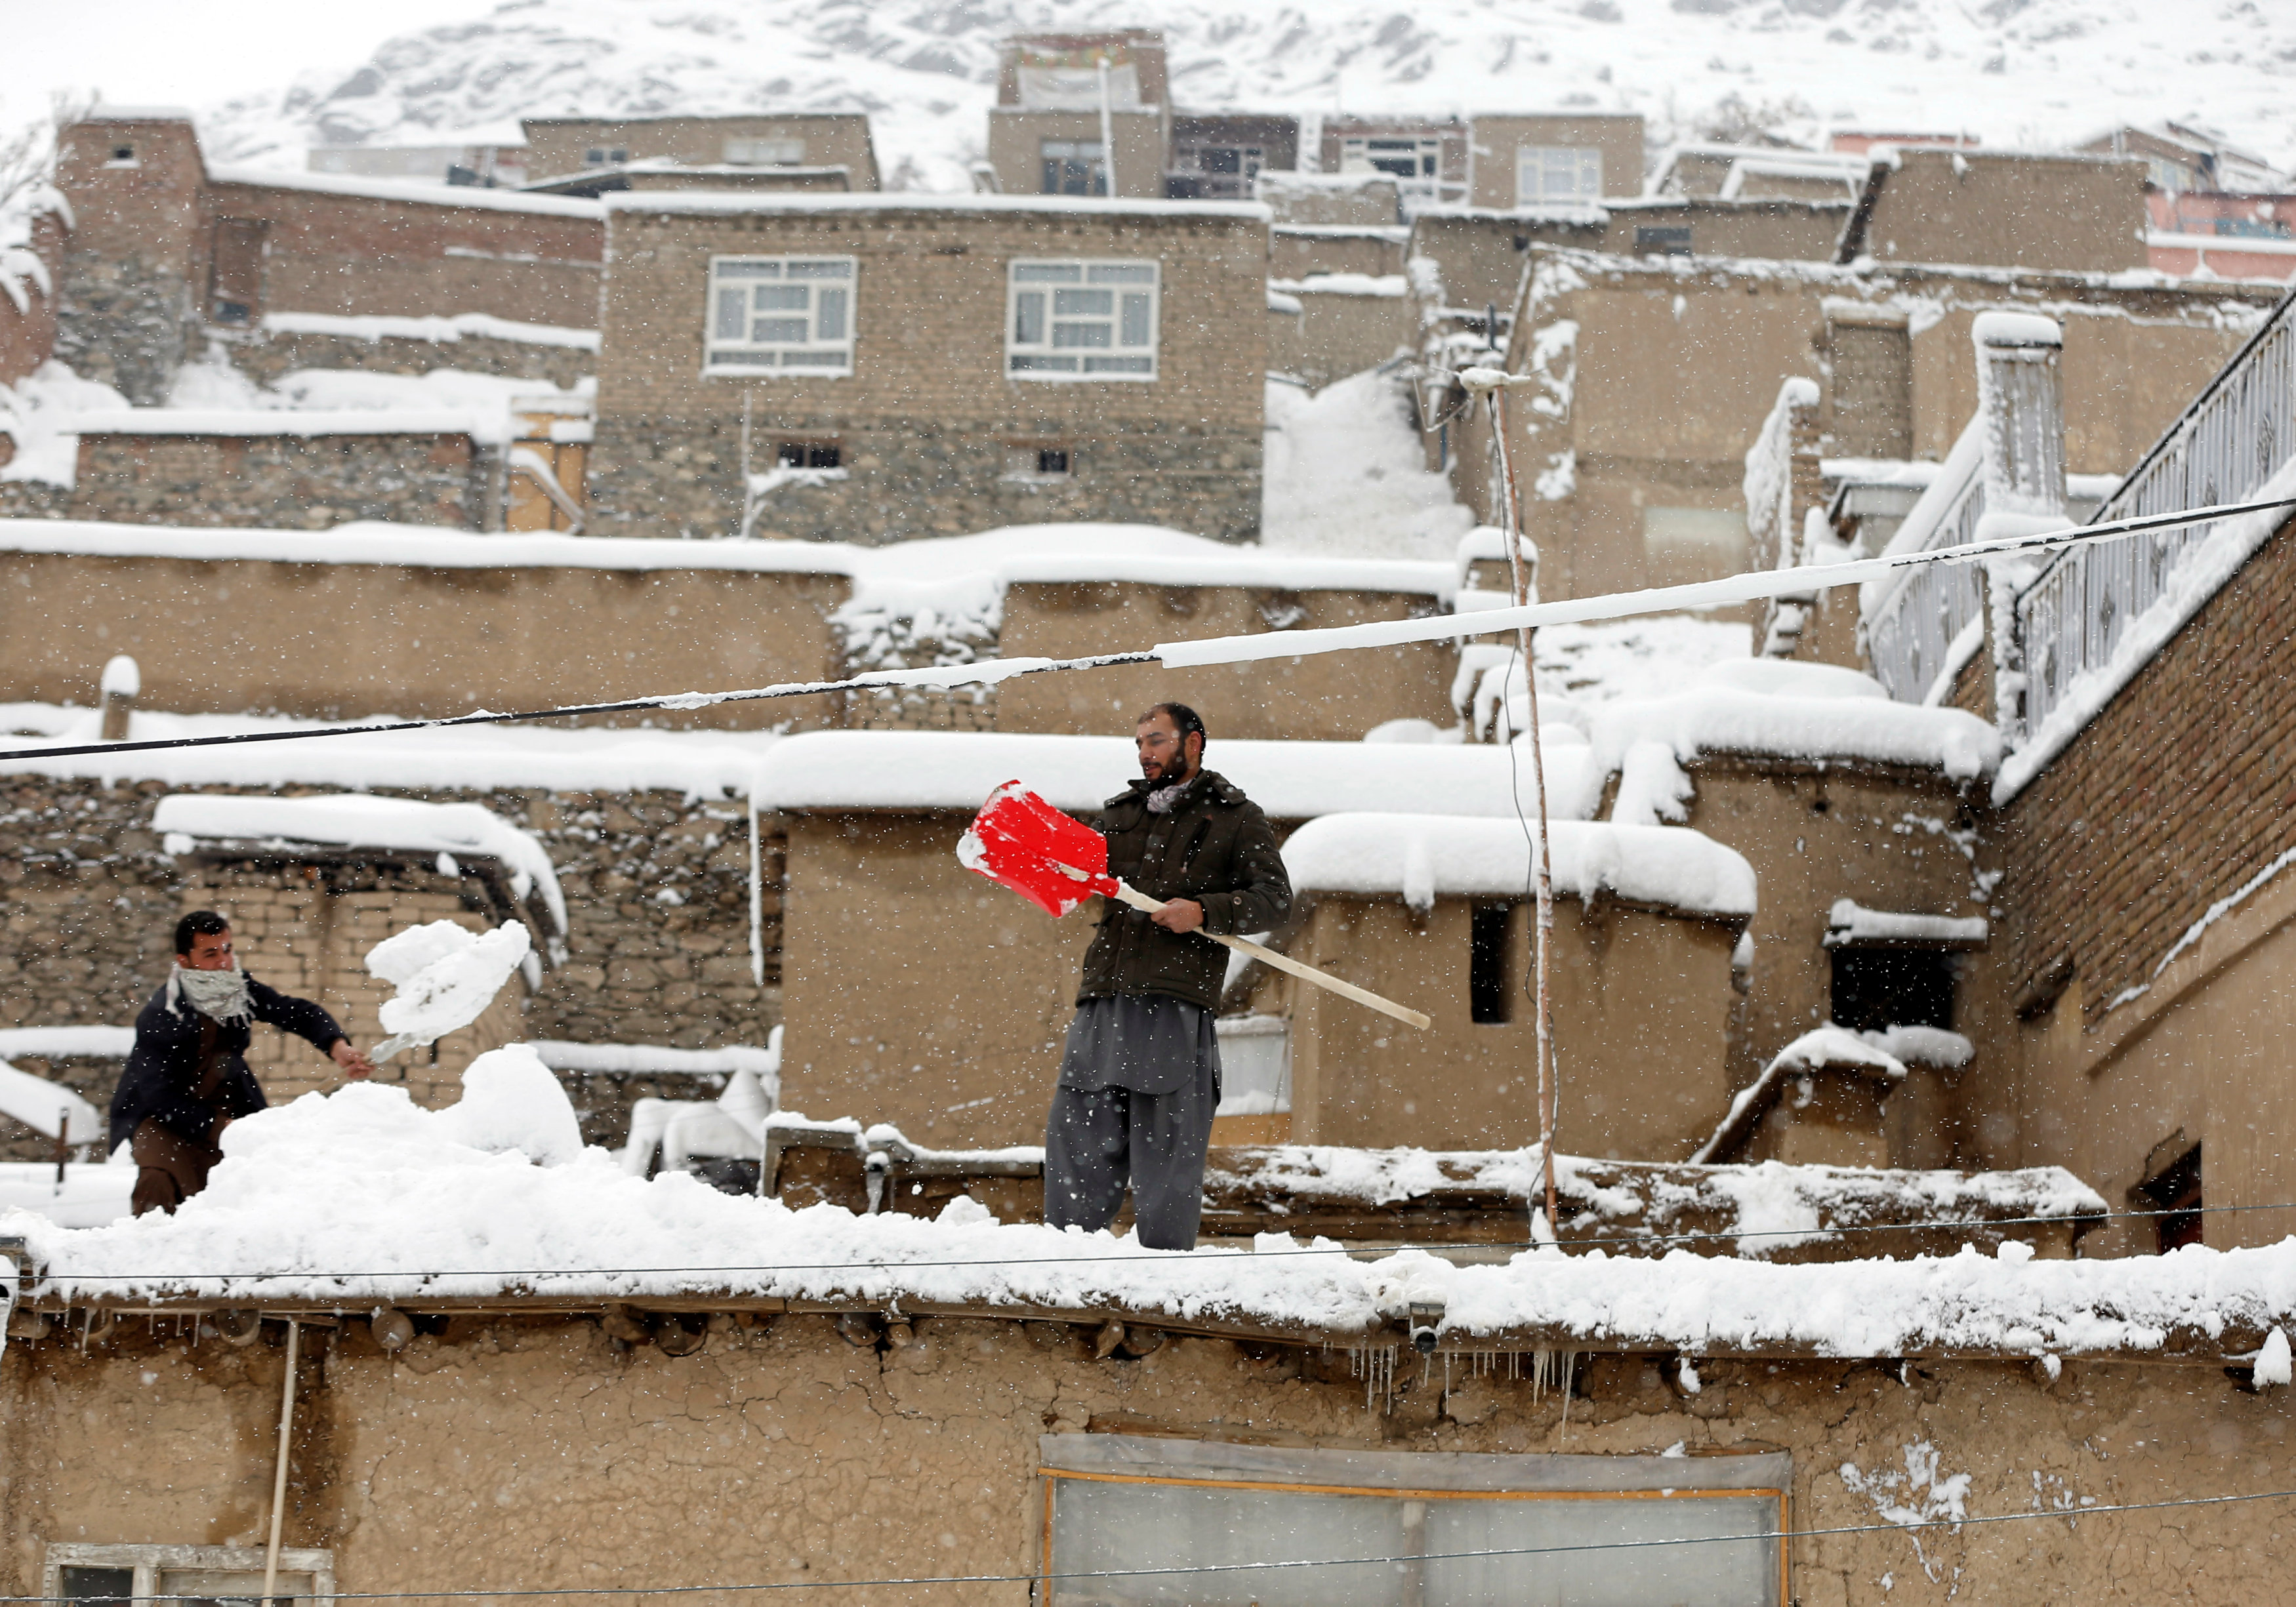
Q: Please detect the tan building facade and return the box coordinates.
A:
[589,195,1270,543]
[518,115,880,190]
[1467,113,1645,210]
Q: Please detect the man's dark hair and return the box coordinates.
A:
[174,910,230,956]
[1140,702,1207,756]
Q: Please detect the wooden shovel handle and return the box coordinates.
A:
[1109,882,1431,1030]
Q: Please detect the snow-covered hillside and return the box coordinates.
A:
[198,0,2296,190]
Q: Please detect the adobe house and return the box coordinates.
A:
[6,1095,2293,1607]
[1166,114,1299,201]
[51,110,604,405]
[1466,113,1645,211]
[1319,117,1471,209]
[588,192,1269,543]
[1447,246,2281,601]
[1262,812,1753,1157]
[1842,148,2150,275]
[519,161,854,201]
[756,732,1583,1148]
[1265,273,1413,389]
[985,31,1171,201]
[0,195,67,393]
[518,114,881,192]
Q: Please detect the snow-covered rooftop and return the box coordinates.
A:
[0,519,1455,598]
[1282,812,1758,919]
[0,1061,2271,1366]
[205,164,605,220]
[605,192,1268,222]
[750,732,1569,821]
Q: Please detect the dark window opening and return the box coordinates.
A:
[584,146,630,166]
[2139,1145,2203,1253]
[211,301,251,325]
[777,441,840,470]
[61,1568,134,1607]
[207,216,267,327]
[1469,903,1514,1025]
[1830,948,1954,1033]
[1635,226,1693,256]
[111,145,134,163]
[1036,447,1070,476]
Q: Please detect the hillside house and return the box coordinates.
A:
[588,193,1270,543]
[518,114,880,192]
[51,110,604,407]
[985,31,1173,201]
[1447,246,2280,601]
[1321,116,1471,209]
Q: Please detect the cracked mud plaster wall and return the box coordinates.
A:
[3,1315,2292,1606]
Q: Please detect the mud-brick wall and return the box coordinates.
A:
[5,1314,2295,1607]
[49,432,496,531]
[0,779,781,1158]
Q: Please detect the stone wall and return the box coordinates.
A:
[589,202,1268,543]
[40,432,497,530]
[53,251,194,407]
[221,327,594,389]
[4,1312,2290,1607]
[0,778,779,1157]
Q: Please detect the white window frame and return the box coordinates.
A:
[724,137,806,166]
[1517,144,1604,205]
[1341,135,1444,182]
[45,1543,337,1607]
[704,254,856,378]
[1005,259,1159,382]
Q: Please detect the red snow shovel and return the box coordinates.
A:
[960,781,1431,1030]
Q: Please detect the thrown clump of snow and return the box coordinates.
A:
[2255,1328,2293,1388]
[432,1044,584,1168]
[1263,369,1477,561]
[366,920,532,1050]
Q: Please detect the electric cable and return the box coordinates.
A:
[1,495,2290,767]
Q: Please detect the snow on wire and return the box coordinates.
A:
[0,493,2289,769]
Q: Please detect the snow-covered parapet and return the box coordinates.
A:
[261,311,601,351]
[752,731,1609,823]
[152,793,566,937]
[1824,899,1988,948]
[1269,273,1408,298]
[1282,812,1757,919]
[1591,658,2000,783]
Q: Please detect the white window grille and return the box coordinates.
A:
[583,146,628,167]
[1517,145,1603,205]
[45,1543,336,1607]
[705,255,855,376]
[1040,140,1107,196]
[724,137,806,166]
[1006,260,1158,381]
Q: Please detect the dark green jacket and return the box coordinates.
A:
[1076,769,1292,1010]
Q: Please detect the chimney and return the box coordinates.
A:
[100,655,139,741]
[1972,311,2067,519]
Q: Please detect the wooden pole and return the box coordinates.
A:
[1490,389,1560,1231]
[262,1319,299,1607]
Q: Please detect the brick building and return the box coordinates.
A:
[1450,247,2280,601]
[0,201,68,390]
[518,115,880,191]
[588,193,1270,542]
[51,110,604,405]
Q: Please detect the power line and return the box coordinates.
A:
[14,1484,2296,1600]
[3,495,2290,769]
[18,1197,2295,1285]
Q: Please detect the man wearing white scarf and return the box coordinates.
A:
[110,910,376,1215]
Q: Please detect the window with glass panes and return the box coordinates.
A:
[1517,146,1603,204]
[1006,260,1158,380]
[705,256,855,375]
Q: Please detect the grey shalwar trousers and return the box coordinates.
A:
[1044,995,1221,1250]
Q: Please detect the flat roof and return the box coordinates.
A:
[205,164,605,220]
[604,192,1269,222]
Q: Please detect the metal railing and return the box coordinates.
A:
[1864,424,1988,704]
[2016,291,2296,736]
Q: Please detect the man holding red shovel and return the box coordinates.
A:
[1043,703,1291,1250]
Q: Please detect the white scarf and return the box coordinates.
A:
[1145,777,1195,815]
[168,963,253,1026]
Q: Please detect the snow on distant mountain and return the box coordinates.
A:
[200,0,2295,190]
